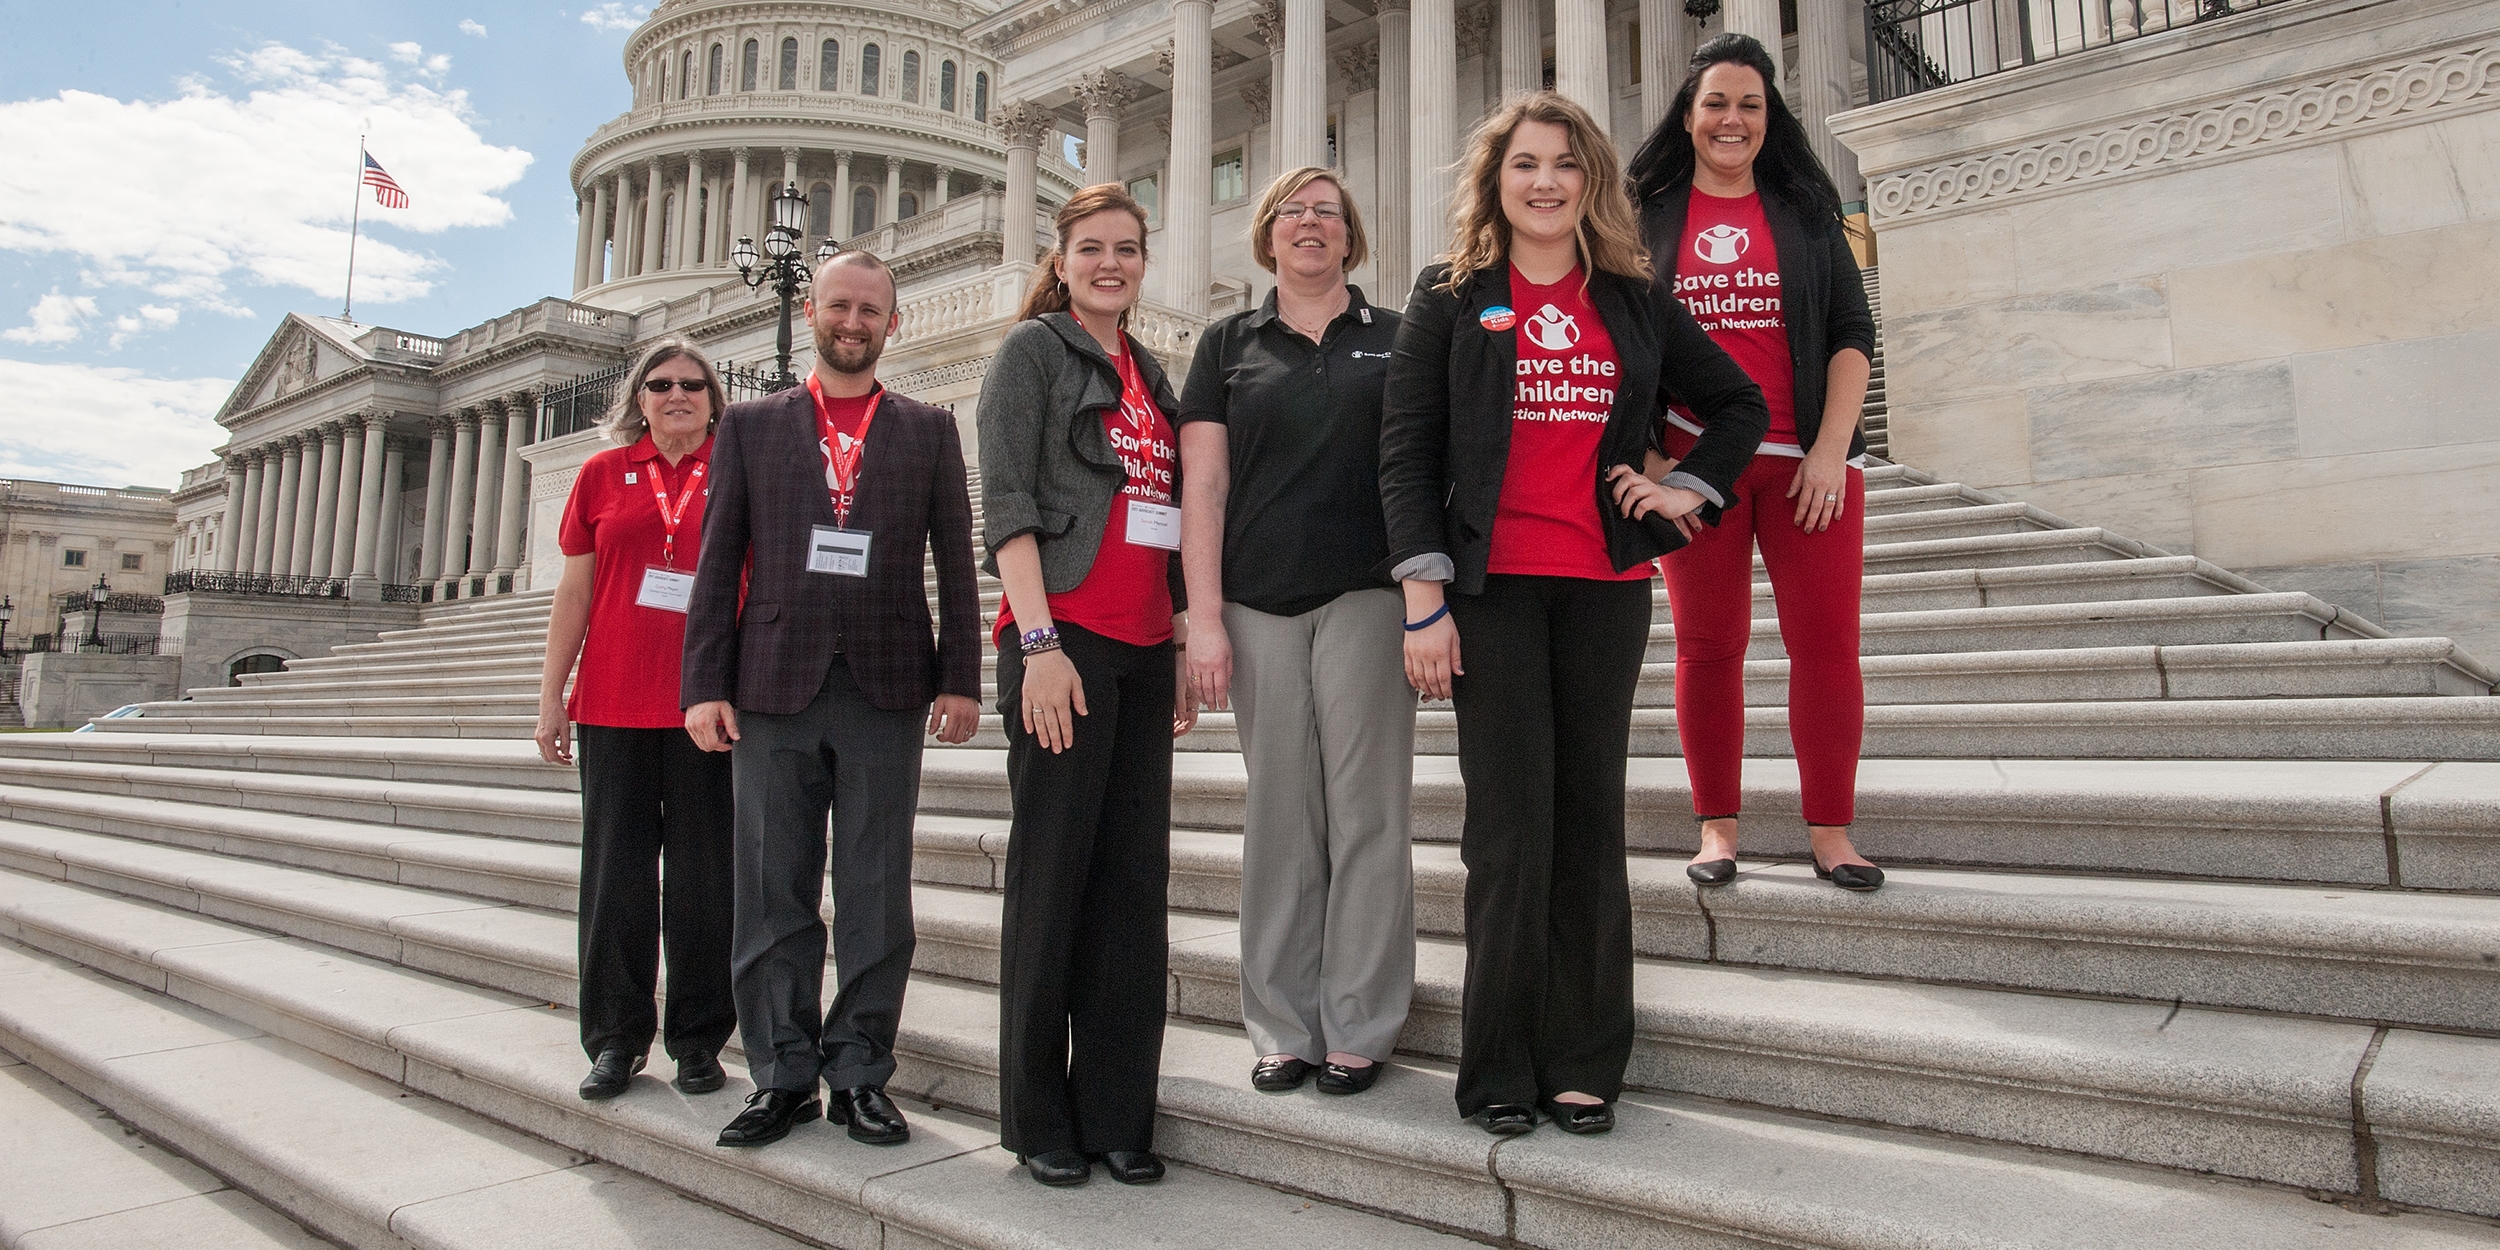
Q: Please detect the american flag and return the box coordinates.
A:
[362,152,409,209]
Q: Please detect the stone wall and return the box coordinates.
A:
[1831,0,2500,660]
[159,592,420,696]
[16,653,182,729]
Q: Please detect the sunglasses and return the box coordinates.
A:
[642,378,709,394]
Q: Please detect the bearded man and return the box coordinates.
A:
[681,248,983,1149]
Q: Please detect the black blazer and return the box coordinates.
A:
[681,385,983,715]
[1641,183,1877,460]
[1380,262,1768,597]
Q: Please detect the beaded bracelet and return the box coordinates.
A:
[1019,626,1063,655]
[1402,603,1450,632]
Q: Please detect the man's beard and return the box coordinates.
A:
[814,323,882,377]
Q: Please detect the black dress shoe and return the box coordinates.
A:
[1539,1097,1615,1135]
[1251,1055,1315,1092]
[715,1087,821,1147]
[1019,1149,1091,1186]
[578,1048,645,1101]
[671,1049,726,1094]
[830,1085,911,1145]
[1686,858,1737,886]
[1474,1103,1537,1136]
[1315,1060,1381,1096]
[1100,1150,1165,1184]
[1813,857,1885,892]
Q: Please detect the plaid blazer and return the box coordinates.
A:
[681,384,983,715]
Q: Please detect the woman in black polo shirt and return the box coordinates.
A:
[1178,167,1413,1099]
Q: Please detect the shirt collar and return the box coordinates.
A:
[628,431,713,465]
[1249,284,1373,330]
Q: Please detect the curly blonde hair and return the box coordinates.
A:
[1439,92,1651,292]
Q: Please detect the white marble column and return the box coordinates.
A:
[999,102,1050,264]
[883,157,903,226]
[1796,0,1863,205]
[268,439,305,578]
[1500,0,1541,96]
[833,151,854,239]
[250,448,283,574]
[492,395,531,582]
[1168,0,1214,316]
[329,419,366,578]
[680,151,704,268]
[435,414,478,596]
[1722,0,1783,84]
[1073,70,1130,184]
[349,413,389,581]
[306,424,345,580]
[729,147,751,253]
[1640,0,1692,127]
[376,436,409,584]
[640,159,666,276]
[1275,0,1328,170]
[417,420,452,585]
[1375,0,1412,295]
[288,434,324,578]
[610,169,632,281]
[466,409,505,587]
[782,147,800,209]
[215,460,247,573]
[573,193,596,292]
[1554,0,1609,122]
[1411,0,1457,265]
[935,166,952,206]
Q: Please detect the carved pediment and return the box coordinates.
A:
[221,314,367,426]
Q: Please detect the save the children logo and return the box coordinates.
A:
[1693,223,1750,265]
[1521,303,1580,351]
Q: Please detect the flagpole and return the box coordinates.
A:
[343,134,366,322]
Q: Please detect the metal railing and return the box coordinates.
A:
[380,583,426,604]
[163,570,349,599]
[538,364,633,442]
[26,630,160,655]
[1865,0,2271,102]
[62,591,164,615]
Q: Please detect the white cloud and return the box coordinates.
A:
[0,358,232,489]
[458,19,488,38]
[2,293,99,345]
[0,43,531,315]
[386,41,453,79]
[108,304,182,349]
[579,4,651,33]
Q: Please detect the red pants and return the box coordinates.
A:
[1660,448,1865,826]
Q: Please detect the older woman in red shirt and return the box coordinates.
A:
[535,340,737,1102]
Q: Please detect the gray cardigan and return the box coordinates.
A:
[975,313,1188,608]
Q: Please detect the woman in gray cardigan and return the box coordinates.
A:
[975,184,1195,1191]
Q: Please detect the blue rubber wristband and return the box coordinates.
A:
[1402,603,1450,632]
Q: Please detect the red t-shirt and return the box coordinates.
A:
[807,374,880,525]
[999,342,1178,647]
[1487,266,1650,582]
[557,433,713,728]
[1667,187,1798,446]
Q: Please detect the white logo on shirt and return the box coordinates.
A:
[1694,224,1750,265]
[1522,304,1580,351]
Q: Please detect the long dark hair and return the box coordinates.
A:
[1015,184,1151,324]
[1626,33,1848,233]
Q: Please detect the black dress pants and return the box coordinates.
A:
[1445,574,1650,1116]
[575,723,738,1061]
[994,622,1175,1156]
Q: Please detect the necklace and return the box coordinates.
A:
[1277,291,1347,341]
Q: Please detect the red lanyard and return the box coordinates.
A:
[808,375,880,527]
[645,459,705,568]
[1113,346,1159,439]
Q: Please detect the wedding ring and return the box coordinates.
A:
[1823,493,1838,500]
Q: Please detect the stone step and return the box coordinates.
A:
[0,750,581,843]
[85,712,537,739]
[0,1048,336,1249]
[1852,525,2164,574]
[0,938,812,1250]
[198,674,544,704]
[416,588,555,621]
[369,615,555,649]
[308,638,546,666]
[5,858,2496,1235]
[243,655,544,687]
[0,732,576,791]
[1658,591,2386,663]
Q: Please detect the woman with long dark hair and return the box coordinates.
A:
[976,184,1196,1188]
[1627,33,1884,892]
[1381,92,1767,1137]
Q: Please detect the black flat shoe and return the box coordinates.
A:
[578,1048,645,1101]
[830,1084,911,1145]
[1539,1098,1615,1135]
[1251,1055,1315,1092]
[1812,858,1885,892]
[671,1049,725,1095]
[715,1087,821,1147]
[1019,1149,1091,1186]
[1686,858,1737,886]
[1474,1103,1537,1136]
[1316,1060,1381,1096]
[1100,1150,1165,1185]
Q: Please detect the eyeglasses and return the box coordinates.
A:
[642,378,709,394]
[1273,203,1345,221]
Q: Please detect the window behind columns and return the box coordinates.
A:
[902,51,920,103]
[810,182,834,237]
[820,39,839,90]
[852,185,876,235]
[940,60,956,111]
[900,190,920,219]
[974,72,988,121]
[681,51,693,99]
[861,44,880,95]
[708,43,723,94]
[741,39,759,91]
[1213,149,1246,203]
[780,37,799,89]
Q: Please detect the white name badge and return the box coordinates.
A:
[636,565,695,613]
[808,524,873,577]
[1125,500,1181,550]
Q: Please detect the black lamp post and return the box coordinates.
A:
[85,573,109,650]
[733,182,843,392]
[0,594,13,657]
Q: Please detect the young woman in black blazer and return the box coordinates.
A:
[1380,91,1767,1137]
[1628,34,1884,892]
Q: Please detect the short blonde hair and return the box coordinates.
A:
[1249,167,1368,274]
[604,339,726,447]
[1440,92,1651,292]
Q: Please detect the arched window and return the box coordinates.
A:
[808,181,834,237]
[227,653,287,686]
[740,38,759,91]
[707,43,723,94]
[680,51,692,99]
[779,37,798,89]
[852,185,876,235]
[860,43,880,95]
[899,190,920,220]
[661,191,677,265]
[940,60,957,111]
[819,39,839,90]
[901,51,920,103]
[974,71,989,122]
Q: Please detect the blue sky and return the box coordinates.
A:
[0,3,662,489]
